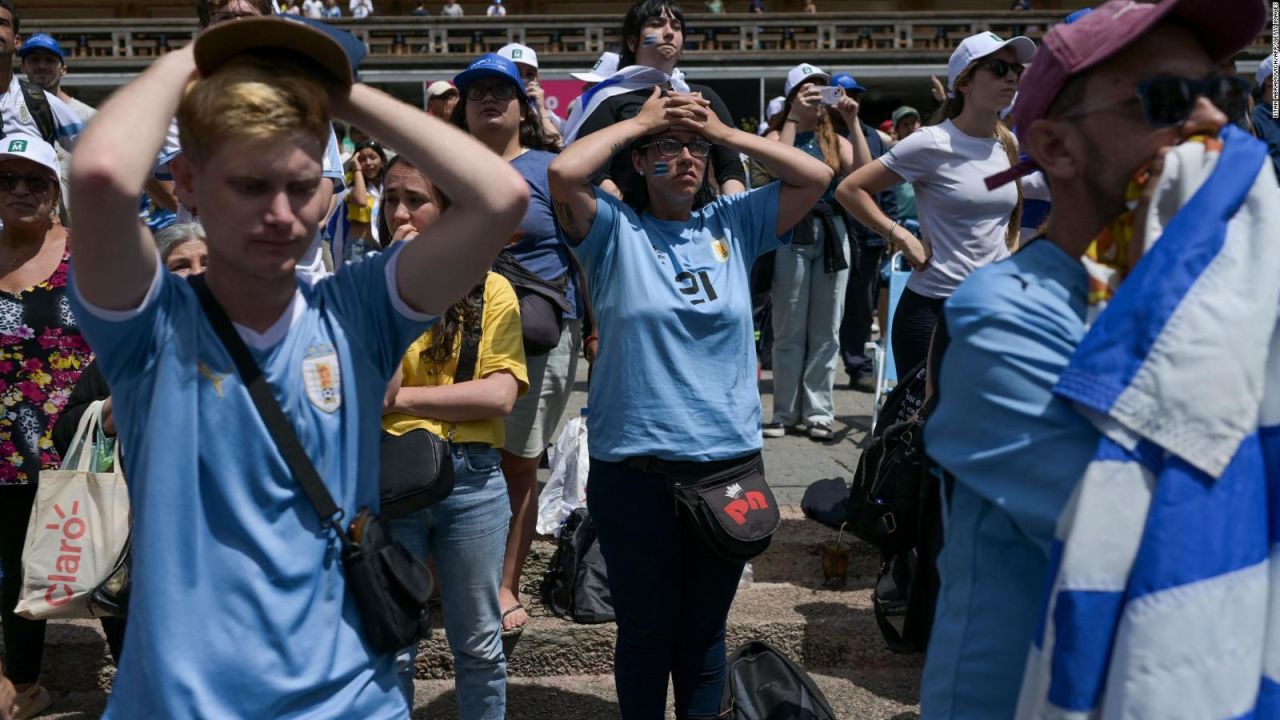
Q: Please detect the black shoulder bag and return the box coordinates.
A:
[378,286,485,519]
[190,276,431,655]
[492,250,573,356]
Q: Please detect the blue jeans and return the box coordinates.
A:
[388,443,511,720]
[587,459,746,719]
[770,236,850,426]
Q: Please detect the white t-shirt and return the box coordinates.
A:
[302,0,325,17]
[486,3,506,14]
[442,2,464,15]
[880,119,1018,299]
[349,0,372,17]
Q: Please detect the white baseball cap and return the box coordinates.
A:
[571,51,620,82]
[426,80,458,98]
[497,43,538,70]
[0,133,60,183]
[947,31,1037,94]
[765,96,786,120]
[1258,56,1274,87]
[784,63,830,97]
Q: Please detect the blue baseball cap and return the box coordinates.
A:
[453,53,529,100]
[195,16,365,87]
[18,34,64,62]
[831,73,867,93]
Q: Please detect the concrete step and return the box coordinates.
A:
[18,509,921,698]
[39,668,922,719]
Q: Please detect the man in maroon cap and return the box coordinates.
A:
[919,1,1267,717]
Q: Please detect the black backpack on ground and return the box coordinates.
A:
[847,353,947,654]
[540,507,614,624]
[720,640,838,720]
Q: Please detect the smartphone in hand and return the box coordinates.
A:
[817,86,844,106]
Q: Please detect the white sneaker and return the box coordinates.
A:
[762,422,786,438]
[13,684,51,720]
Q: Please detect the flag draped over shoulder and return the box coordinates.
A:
[561,66,690,145]
[1016,125,1280,720]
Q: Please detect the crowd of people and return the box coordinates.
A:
[0,0,1278,718]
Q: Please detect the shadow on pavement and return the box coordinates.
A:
[417,683,621,719]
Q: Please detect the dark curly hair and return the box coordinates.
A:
[374,156,481,365]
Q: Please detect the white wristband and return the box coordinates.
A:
[884,221,898,242]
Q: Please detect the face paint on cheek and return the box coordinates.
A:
[654,162,670,176]
[643,34,658,46]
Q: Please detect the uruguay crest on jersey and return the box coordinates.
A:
[302,345,342,413]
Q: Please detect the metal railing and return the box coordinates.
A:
[19,12,1273,68]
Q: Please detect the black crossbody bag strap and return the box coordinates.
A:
[189,275,346,535]
[452,285,486,384]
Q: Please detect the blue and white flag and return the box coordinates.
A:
[562,66,690,145]
[1016,125,1280,719]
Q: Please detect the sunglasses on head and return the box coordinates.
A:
[0,172,53,194]
[466,82,518,102]
[1060,74,1251,128]
[644,138,713,158]
[980,58,1025,80]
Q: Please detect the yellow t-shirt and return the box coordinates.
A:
[382,272,529,447]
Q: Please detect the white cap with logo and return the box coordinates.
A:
[947,31,1036,95]
[784,63,830,97]
[497,43,538,70]
[571,51,620,83]
[0,133,60,183]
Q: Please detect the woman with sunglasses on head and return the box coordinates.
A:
[548,87,832,719]
[0,134,96,720]
[346,138,387,247]
[570,0,747,202]
[837,32,1035,378]
[449,54,581,645]
[761,63,860,442]
[378,155,529,719]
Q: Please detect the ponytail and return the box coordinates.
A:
[994,121,1023,250]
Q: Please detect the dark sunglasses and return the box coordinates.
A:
[644,138,713,158]
[466,82,518,102]
[980,58,1025,80]
[1061,74,1251,128]
[0,172,53,194]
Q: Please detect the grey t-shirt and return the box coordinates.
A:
[880,119,1017,299]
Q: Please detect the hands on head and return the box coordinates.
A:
[634,86,731,142]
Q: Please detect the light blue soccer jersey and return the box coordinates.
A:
[69,246,433,719]
[570,184,788,462]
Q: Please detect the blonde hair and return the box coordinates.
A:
[930,64,1023,250]
[767,89,842,174]
[177,53,331,166]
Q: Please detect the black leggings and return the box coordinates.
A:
[1,484,126,683]
[892,287,946,379]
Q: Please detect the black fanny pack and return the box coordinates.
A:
[378,286,485,518]
[493,250,573,356]
[631,453,780,563]
[192,276,430,655]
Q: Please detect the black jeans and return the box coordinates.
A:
[840,241,886,377]
[891,287,946,379]
[587,456,748,719]
[1,484,126,683]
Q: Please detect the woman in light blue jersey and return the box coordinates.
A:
[547,87,832,718]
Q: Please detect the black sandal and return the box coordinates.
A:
[500,603,527,658]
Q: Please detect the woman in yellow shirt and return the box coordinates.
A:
[379,155,529,719]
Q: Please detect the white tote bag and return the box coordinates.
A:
[15,401,130,620]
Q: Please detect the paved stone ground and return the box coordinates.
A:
[27,364,912,719]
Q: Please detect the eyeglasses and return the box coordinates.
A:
[644,138,713,158]
[980,58,1025,80]
[466,83,517,102]
[1058,74,1251,128]
[0,172,53,194]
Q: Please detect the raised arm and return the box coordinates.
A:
[69,47,196,310]
[547,86,672,243]
[333,84,529,315]
[684,99,834,236]
[835,161,929,270]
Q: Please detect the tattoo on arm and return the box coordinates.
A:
[554,199,594,240]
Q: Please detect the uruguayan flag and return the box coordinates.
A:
[1016,125,1280,719]
[562,66,690,145]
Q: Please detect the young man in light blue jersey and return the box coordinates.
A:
[66,17,528,718]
